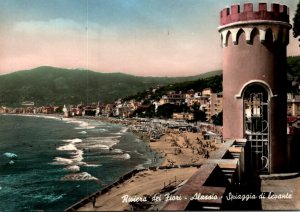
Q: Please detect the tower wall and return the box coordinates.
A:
[219,3,291,173]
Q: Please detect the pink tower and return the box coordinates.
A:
[218,3,292,174]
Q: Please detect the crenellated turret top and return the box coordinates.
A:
[220,3,289,26]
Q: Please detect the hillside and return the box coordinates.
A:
[0,66,222,107]
[287,56,300,78]
[123,56,300,102]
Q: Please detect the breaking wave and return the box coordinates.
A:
[112,149,123,153]
[63,138,82,143]
[3,152,18,159]
[113,153,131,160]
[83,164,102,167]
[87,144,110,150]
[61,172,98,181]
[64,165,80,172]
[51,157,73,165]
[57,143,77,151]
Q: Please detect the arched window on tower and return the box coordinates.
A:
[243,83,270,173]
[250,28,259,44]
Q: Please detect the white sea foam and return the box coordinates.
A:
[112,149,123,153]
[71,150,84,162]
[7,114,63,121]
[63,138,82,143]
[135,164,145,170]
[78,131,87,134]
[75,126,95,130]
[57,143,77,151]
[114,153,131,160]
[88,128,107,132]
[61,172,98,181]
[64,165,80,172]
[83,164,102,167]
[63,119,95,130]
[88,144,110,150]
[85,136,121,148]
[51,157,74,165]
[123,153,131,159]
[3,152,18,159]
[134,150,143,155]
[120,127,128,133]
[144,158,152,165]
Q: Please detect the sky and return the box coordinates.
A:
[0,0,299,77]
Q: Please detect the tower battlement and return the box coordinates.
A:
[220,3,289,26]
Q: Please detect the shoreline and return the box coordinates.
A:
[2,113,224,211]
[1,113,222,168]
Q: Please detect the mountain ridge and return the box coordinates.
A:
[0,66,222,107]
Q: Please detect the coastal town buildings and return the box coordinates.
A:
[172,112,194,121]
[159,92,187,105]
[287,93,300,117]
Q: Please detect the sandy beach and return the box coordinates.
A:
[149,130,220,166]
[74,125,221,211]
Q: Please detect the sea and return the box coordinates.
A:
[0,114,161,211]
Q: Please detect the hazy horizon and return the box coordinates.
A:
[0,0,299,77]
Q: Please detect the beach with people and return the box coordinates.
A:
[66,117,222,211]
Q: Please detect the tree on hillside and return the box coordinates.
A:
[191,103,206,122]
[212,111,223,126]
[293,0,300,46]
[156,103,189,119]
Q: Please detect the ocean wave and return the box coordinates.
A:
[64,119,88,126]
[112,149,123,153]
[83,164,102,167]
[57,143,77,151]
[29,193,66,203]
[75,126,96,130]
[134,150,143,155]
[61,172,98,181]
[135,164,145,170]
[3,152,18,159]
[63,119,96,130]
[78,131,87,134]
[88,128,107,132]
[6,114,62,121]
[64,165,80,172]
[51,157,74,165]
[70,150,83,162]
[144,158,152,165]
[113,153,131,160]
[84,136,121,148]
[62,138,82,143]
[87,144,110,150]
[120,127,128,133]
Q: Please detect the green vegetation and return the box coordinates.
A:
[0,66,221,107]
[124,74,222,102]
[212,111,223,126]
[287,56,300,78]
[156,103,190,119]
[293,0,300,46]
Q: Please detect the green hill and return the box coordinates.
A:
[287,56,300,78]
[0,66,222,107]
